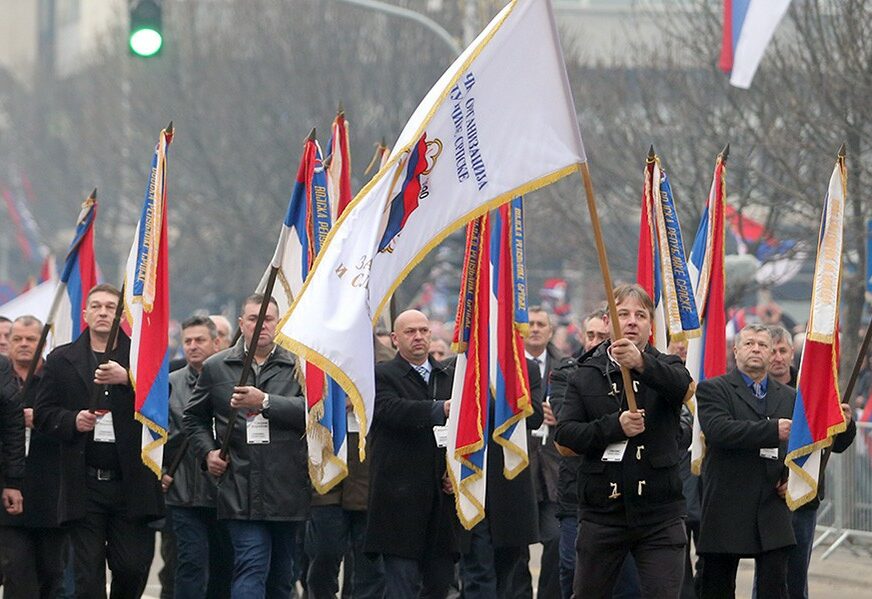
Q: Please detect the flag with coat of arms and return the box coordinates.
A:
[275,0,585,446]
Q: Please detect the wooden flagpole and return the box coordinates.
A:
[578,163,638,412]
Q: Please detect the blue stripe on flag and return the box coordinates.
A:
[140,351,170,432]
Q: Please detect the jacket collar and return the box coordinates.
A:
[222,339,296,368]
[726,368,784,416]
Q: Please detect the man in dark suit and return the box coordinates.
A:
[364,309,458,598]
[696,324,796,599]
[0,316,67,598]
[34,284,164,598]
[521,306,562,599]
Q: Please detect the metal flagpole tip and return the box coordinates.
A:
[838,143,846,158]
[166,121,174,134]
[720,143,730,160]
[647,145,656,162]
[307,127,317,141]
[89,188,98,200]
[337,101,344,116]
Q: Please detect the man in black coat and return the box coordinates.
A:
[554,284,693,599]
[0,316,67,598]
[364,309,459,598]
[34,284,164,598]
[696,324,796,599]
[184,294,309,598]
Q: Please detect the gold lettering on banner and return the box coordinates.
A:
[810,182,843,335]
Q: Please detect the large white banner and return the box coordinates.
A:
[275,0,585,442]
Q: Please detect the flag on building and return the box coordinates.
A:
[636,151,700,351]
[327,110,353,221]
[786,150,848,510]
[123,125,173,476]
[275,0,585,448]
[719,0,792,89]
[50,193,99,347]
[685,148,729,474]
[262,134,349,493]
[447,198,531,529]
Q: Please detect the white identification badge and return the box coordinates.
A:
[25,428,31,457]
[760,447,779,460]
[531,423,549,443]
[602,440,629,462]
[246,413,270,444]
[347,411,360,433]
[433,425,448,448]
[93,411,116,443]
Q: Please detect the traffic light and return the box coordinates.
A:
[129,0,163,57]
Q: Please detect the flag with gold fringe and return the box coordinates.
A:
[786,150,848,510]
[637,150,700,351]
[447,197,532,529]
[684,148,728,475]
[275,0,584,448]
[123,125,173,476]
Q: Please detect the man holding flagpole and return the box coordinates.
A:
[34,284,164,598]
[183,294,309,598]
[555,284,693,599]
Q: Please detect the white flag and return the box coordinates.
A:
[275,0,585,447]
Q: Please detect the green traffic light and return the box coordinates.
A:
[130,28,163,57]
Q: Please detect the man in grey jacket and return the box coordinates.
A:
[184,295,309,598]
[163,315,231,598]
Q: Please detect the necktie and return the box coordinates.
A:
[535,357,544,378]
[752,382,766,413]
[415,365,430,384]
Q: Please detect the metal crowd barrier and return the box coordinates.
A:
[813,420,872,559]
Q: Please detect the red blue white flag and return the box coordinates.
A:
[49,193,99,346]
[123,125,173,476]
[447,197,532,529]
[637,152,700,351]
[685,149,728,474]
[719,0,792,89]
[263,135,349,493]
[327,111,353,221]
[1,184,48,263]
[786,152,848,510]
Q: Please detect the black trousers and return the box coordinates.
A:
[0,525,69,598]
[574,518,687,599]
[71,477,156,599]
[698,548,790,599]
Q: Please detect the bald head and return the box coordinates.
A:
[391,310,431,365]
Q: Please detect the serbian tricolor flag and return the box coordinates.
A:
[263,133,350,493]
[684,148,729,475]
[447,198,532,529]
[786,151,848,510]
[1,184,47,263]
[719,0,792,89]
[327,110,353,221]
[48,192,99,347]
[376,133,430,254]
[636,150,700,351]
[123,125,173,476]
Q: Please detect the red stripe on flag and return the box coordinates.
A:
[798,339,843,440]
